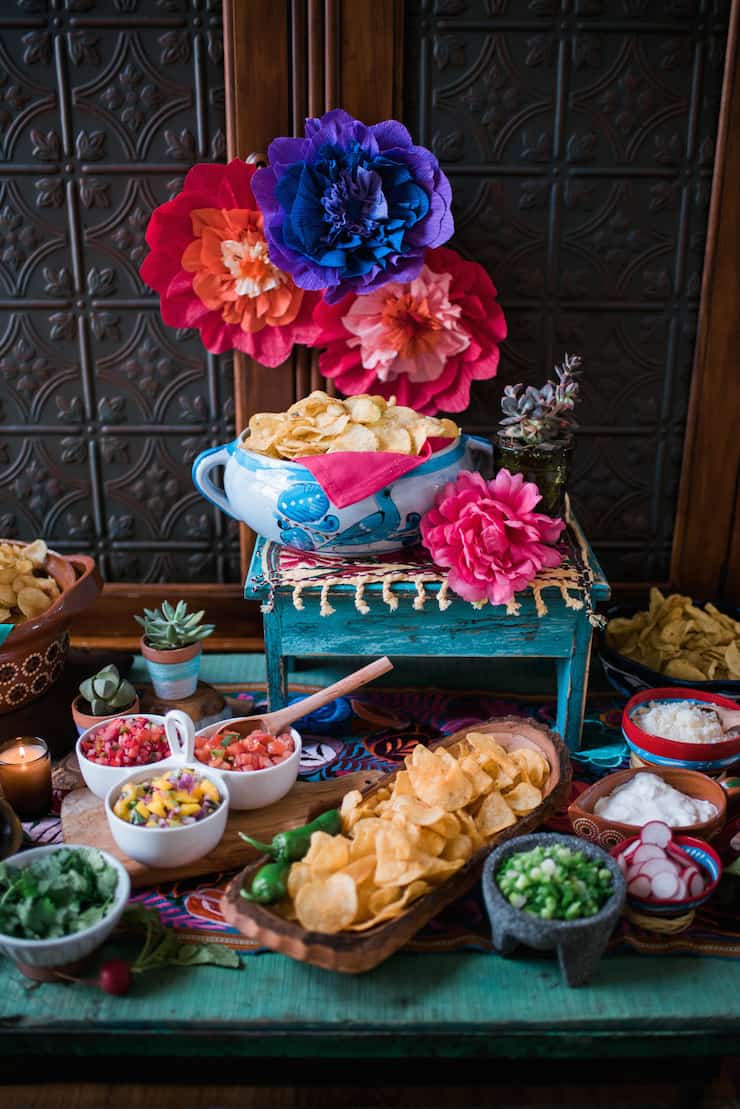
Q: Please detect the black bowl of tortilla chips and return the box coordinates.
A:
[600,589,740,699]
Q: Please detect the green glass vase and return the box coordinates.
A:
[493,434,573,518]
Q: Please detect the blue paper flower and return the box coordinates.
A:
[252,110,454,303]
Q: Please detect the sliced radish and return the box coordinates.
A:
[621,840,641,859]
[632,844,666,866]
[616,853,627,876]
[689,873,706,898]
[628,875,651,898]
[674,877,688,900]
[640,821,672,848]
[652,871,680,900]
[639,857,680,881]
[666,842,697,869]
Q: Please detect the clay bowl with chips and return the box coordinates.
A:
[192,433,492,557]
[622,688,740,775]
[568,766,727,848]
[221,716,571,974]
[600,596,740,699]
[0,541,101,714]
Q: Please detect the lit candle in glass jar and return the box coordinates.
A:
[0,737,52,820]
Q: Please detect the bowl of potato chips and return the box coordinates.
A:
[192,391,492,555]
[601,589,740,698]
[0,540,101,714]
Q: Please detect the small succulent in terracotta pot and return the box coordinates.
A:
[71,664,139,734]
[135,600,215,700]
[494,353,582,517]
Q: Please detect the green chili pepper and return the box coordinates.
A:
[240,859,291,904]
[239,808,342,862]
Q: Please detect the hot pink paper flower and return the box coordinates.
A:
[140,159,321,366]
[311,246,506,414]
[420,469,565,606]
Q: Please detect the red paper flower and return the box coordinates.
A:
[311,246,506,414]
[420,469,565,606]
[140,159,321,366]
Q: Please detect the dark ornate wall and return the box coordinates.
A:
[0,0,730,586]
[0,0,237,584]
[404,0,730,582]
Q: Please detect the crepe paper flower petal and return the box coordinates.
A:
[252,109,454,304]
[140,158,322,366]
[311,246,506,415]
[420,469,565,607]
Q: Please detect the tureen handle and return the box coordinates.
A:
[192,444,240,520]
[164,709,195,764]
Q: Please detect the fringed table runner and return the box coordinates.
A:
[246,515,606,629]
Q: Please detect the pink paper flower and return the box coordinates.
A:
[140,159,321,366]
[420,469,565,606]
[311,246,506,414]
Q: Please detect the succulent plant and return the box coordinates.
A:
[135,600,215,651]
[79,665,136,716]
[499,353,582,446]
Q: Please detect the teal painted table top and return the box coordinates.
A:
[2,949,739,1060]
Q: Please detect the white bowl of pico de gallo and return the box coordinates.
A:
[193,720,302,810]
[76,711,193,799]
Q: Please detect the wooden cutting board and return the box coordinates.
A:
[61,770,381,888]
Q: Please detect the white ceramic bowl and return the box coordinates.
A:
[76,711,192,799]
[194,721,302,810]
[105,763,229,868]
[0,844,130,969]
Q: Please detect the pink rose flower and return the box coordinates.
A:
[420,469,565,606]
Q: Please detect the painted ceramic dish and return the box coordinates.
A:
[568,766,726,848]
[610,833,722,914]
[623,688,740,774]
[191,433,492,556]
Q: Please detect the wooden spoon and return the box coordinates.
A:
[711,704,740,732]
[214,656,394,738]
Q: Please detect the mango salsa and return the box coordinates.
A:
[113,767,223,828]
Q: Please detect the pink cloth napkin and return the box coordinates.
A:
[297,438,452,508]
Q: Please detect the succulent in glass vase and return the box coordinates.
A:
[136,601,215,700]
[494,354,582,517]
[72,664,139,733]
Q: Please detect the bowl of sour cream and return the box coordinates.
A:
[568,767,726,849]
[622,687,740,773]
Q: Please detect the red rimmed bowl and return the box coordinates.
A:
[568,766,726,849]
[623,687,740,774]
[609,834,722,914]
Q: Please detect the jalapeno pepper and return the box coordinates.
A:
[239,808,342,862]
[239,859,291,904]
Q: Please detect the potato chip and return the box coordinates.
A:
[327,424,379,452]
[302,831,351,873]
[726,641,740,679]
[390,795,446,827]
[344,395,384,424]
[509,747,549,789]
[459,755,495,799]
[286,861,314,900]
[502,781,543,815]
[475,791,516,836]
[294,873,358,933]
[442,834,474,862]
[407,746,473,811]
[17,587,52,618]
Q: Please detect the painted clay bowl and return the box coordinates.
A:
[192,433,492,556]
[610,834,722,915]
[568,766,726,849]
[0,543,101,714]
[622,687,740,774]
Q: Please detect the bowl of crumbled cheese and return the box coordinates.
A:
[623,687,740,774]
[569,767,726,848]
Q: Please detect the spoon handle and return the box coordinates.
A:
[264,656,394,732]
[715,706,740,730]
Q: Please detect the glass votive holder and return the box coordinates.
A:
[0,737,53,821]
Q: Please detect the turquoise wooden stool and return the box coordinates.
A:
[245,520,610,750]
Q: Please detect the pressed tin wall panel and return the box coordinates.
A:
[0,0,238,583]
[404,0,730,581]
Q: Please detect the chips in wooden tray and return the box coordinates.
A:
[606,587,740,682]
[241,390,460,460]
[0,539,60,623]
[279,734,550,934]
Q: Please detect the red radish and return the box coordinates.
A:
[651,871,679,900]
[638,858,679,881]
[631,844,666,866]
[97,959,132,996]
[628,875,651,898]
[616,853,627,876]
[640,821,672,848]
[689,873,705,897]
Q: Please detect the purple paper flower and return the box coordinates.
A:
[252,110,454,303]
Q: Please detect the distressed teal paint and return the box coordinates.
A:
[246,525,609,749]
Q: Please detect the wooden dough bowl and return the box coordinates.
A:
[0,542,101,714]
[222,716,571,974]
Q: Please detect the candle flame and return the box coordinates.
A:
[18,744,25,759]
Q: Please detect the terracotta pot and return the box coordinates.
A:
[568,766,726,849]
[71,693,140,736]
[140,637,202,700]
[0,545,102,715]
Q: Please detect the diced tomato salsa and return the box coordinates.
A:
[194,728,294,772]
[80,716,169,767]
